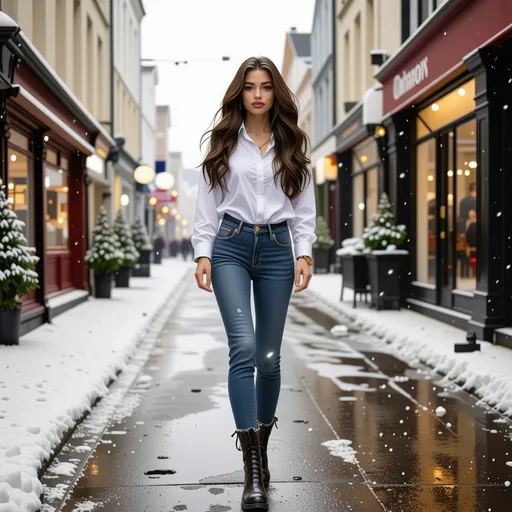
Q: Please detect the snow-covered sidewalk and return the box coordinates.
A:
[308,273,512,418]
[0,259,193,512]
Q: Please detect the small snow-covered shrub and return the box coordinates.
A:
[363,193,407,251]
[0,180,39,310]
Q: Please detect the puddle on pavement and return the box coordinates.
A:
[290,297,512,501]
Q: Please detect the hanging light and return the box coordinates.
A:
[120,194,130,206]
[155,172,175,191]
[148,197,158,206]
[134,164,155,184]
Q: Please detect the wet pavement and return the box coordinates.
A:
[41,276,512,511]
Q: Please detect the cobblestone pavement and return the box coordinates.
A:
[41,276,512,512]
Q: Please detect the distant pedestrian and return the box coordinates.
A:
[192,56,316,510]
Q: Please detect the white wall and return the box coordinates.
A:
[113,0,141,104]
[141,67,157,167]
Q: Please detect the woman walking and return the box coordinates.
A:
[192,56,316,510]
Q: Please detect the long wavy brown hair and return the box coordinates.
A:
[199,56,311,201]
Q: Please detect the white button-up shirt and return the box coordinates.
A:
[192,123,317,261]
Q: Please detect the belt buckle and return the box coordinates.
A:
[255,226,261,232]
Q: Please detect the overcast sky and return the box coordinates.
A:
[141,0,315,170]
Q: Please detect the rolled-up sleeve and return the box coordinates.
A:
[290,169,317,258]
[192,169,222,261]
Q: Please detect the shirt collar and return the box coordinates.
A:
[239,121,275,149]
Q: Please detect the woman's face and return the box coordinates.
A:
[242,69,275,117]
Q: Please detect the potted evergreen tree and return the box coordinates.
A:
[152,225,165,264]
[113,210,139,287]
[363,193,408,310]
[131,218,153,277]
[85,206,123,298]
[0,180,40,345]
[312,216,335,273]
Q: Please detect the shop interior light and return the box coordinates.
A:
[171,190,178,198]
[181,218,188,226]
[171,208,178,215]
[134,164,156,185]
[155,171,175,191]
[120,194,130,206]
[358,202,365,210]
[469,161,477,168]
[457,169,463,175]
[175,213,181,220]
[360,155,368,163]
[428,175,434,181]
[57,217,64,225]
[63,186,69,193]
[323,154,338,181]
[431,103,440,112]
[7,182,14,190]
[464,170,471,176]
[148,196,158,206]
[161,205,170,214]
[458,88,466,96]
[45,176,50,188]
[158,218,166,226]
[447,170,454,177]
[376,126,386,137]
[44,135,49,142]
[10,154,16,162]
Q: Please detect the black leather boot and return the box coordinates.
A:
[233,428,269,510]
[258,417,278,488]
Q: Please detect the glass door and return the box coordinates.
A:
[438,130,455,307]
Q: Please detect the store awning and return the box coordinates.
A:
[362,86,382,126]
[15,87,95,155]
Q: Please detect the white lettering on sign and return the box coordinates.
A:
[393,57,429,101]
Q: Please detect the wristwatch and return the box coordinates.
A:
[297,255,313,265]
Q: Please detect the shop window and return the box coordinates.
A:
[417,79,475,138]
[352,137,381,237]
[7,147,34,246]
[455,119,477,292]
[352,174,364,236]
[416,138,436,285]
[45,165,69,248]
[353,137,379,170]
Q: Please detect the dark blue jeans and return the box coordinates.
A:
[211,213,295,430]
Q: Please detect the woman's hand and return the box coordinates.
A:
[194,257,213,292]
[294,258,312,293]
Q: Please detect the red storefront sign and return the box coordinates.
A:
[378,0,512,116]
[149,190,177,204]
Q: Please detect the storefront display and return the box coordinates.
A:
[376,0,512,344]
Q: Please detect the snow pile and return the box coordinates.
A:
[0,259,192,511]
[308,273,512,417]
[321,439,358,464]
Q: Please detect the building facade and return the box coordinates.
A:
[331,0,402,247]
[140,64,158,234]
[111,0,145,225]
[375,0,512,345]
[0,6,115,334]
[282,28,313,141]
[3,0,116,247]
